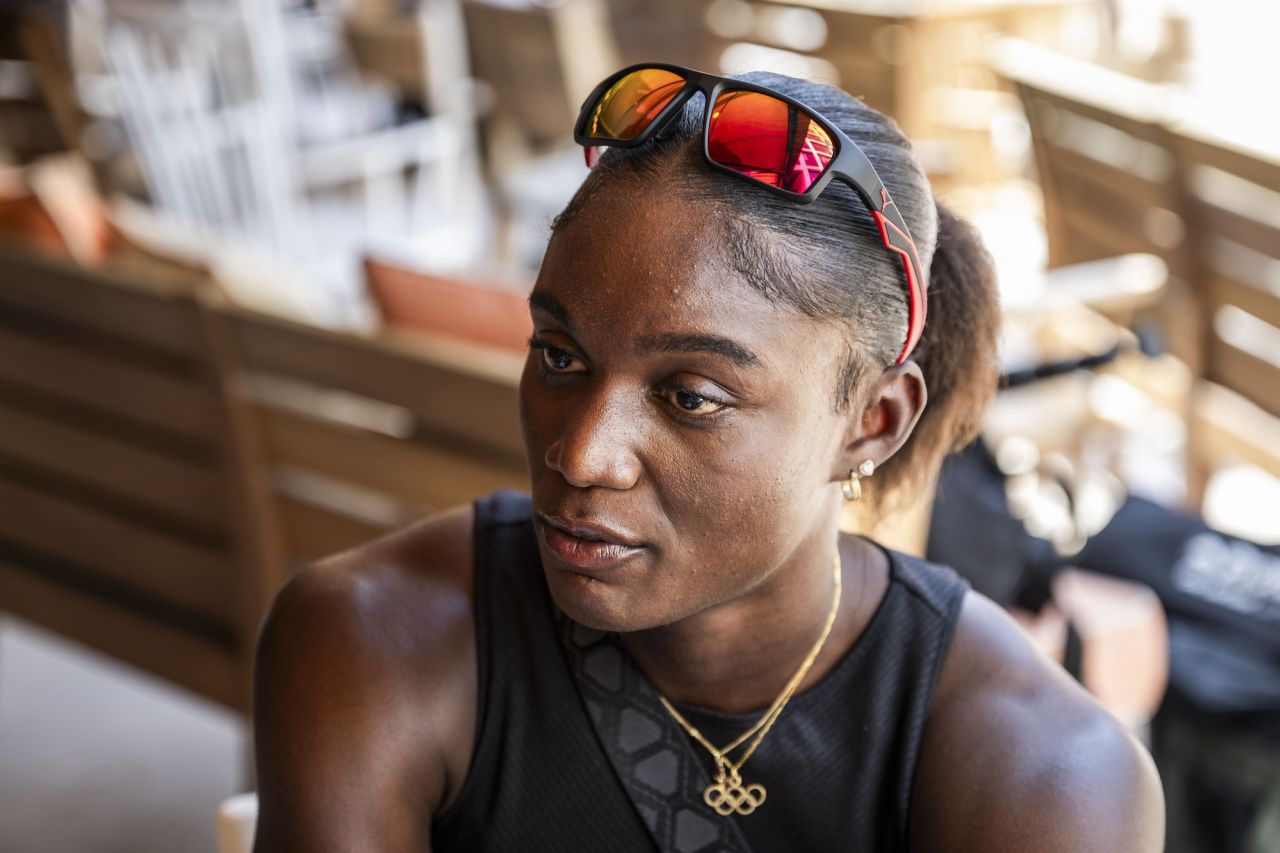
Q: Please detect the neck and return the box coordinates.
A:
[618,514,877,715]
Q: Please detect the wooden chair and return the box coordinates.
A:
[0,240,268,714]
[1171,127,1280,509]
[0,6,69,166]
[461,0,619,268]
[463,0,618,160]
[207,294,529,574]
[994,39,1183,267]
[601,0,715,70]
[993,38,1204,393]
[703,1,1098,190]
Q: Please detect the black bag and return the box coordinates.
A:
[930,442,1280,852]
[926,439,1059,612]
[1075,496,1280,853]
[1076,495,1280,726]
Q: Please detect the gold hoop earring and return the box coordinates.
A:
[840,460,876,502]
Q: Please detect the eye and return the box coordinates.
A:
[528,334,585,374]
[659,384,729,418]
[542,346,576,372]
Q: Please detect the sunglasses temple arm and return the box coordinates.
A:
[870,205,927,364]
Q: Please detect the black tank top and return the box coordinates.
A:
[432,490,969,852]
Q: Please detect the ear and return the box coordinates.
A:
[829,361,927,483]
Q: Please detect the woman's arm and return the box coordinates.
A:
[909,592,1165,852]
[251,508,478,853]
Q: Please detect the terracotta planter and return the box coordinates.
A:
[364,256,533,353]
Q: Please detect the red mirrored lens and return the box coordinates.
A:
[585,68,686,141]
[707,90,836,194]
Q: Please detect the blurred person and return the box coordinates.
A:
[251,64,1164,852]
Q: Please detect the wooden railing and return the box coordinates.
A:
[995,37,1280,505]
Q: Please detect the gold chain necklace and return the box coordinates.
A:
[657,549,842,816]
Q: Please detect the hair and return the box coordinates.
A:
[551,72,1000,512]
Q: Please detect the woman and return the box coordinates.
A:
[251,65,1164,852]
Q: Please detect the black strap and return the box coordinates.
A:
[557,613,755,853]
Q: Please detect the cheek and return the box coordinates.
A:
[517,358,536,429]
[653,409,828,568]
[518,358,553,466]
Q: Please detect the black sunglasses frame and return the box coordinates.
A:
[573,61,928,364]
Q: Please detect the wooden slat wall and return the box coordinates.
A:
[1207,273,1280,331]
[994,37,1179,265]
[1178,134,1280,194]
[1199,203,1280,262]
[1208,343,1280,418]
[1193,384,1280,482]
[1051,143,1172,211]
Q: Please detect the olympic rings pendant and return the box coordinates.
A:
[703,766,767,816]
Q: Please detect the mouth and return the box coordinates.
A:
[537,513,646,570]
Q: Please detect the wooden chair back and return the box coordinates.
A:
[995,39,1206,374]
[1173,130,1280,487]
[1175,131,1280,418]
[0,9,70,164]
[210,298,528,572]
[463,0,619,159]
[0,242,261,712]
[600,0,713,69]
[996,39,1184,270]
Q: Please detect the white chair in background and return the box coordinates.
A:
[73,0,487,326]
[217,792,259,853]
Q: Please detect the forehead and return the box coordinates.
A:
[534,186,836,370]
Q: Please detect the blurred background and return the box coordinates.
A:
[0,0,1277,850]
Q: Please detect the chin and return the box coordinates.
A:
[541,564,665,634]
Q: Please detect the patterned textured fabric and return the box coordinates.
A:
[431,490,969,852]
[559,619,753,853]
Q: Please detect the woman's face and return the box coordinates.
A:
[519,183,856,632]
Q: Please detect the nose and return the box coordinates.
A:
[544,392,641,490]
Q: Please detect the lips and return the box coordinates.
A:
[538,513,645,570]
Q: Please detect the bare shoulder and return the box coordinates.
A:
[252,503,477,853]
[908,591,1164,853]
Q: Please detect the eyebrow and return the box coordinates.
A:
[529,291,573,331]
[529,290,761,368]
[636,332,761,367]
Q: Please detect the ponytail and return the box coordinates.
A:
[873,201,1000,512]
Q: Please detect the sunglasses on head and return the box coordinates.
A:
[573,62,927,365]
